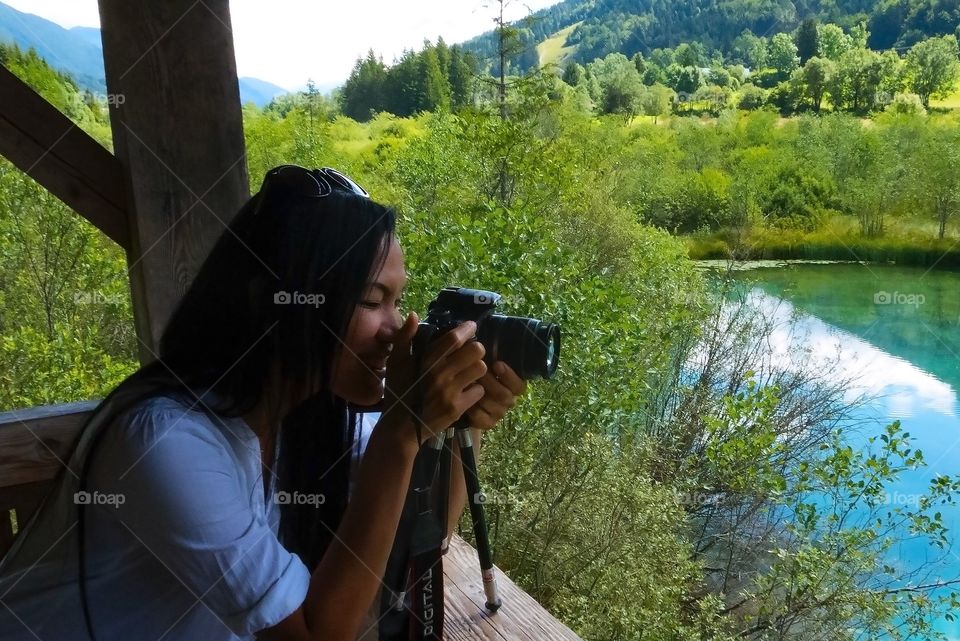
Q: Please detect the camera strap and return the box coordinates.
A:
[379,443,448,641]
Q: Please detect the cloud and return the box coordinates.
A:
[6,0,561,90]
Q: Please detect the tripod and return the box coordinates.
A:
[427,415,501,611]
[379,415,501,641]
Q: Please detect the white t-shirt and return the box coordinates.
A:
[0,393,312,641]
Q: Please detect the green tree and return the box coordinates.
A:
[817,23,852,61]
[911,124,960,238]
[340,50,388,121]
[799,57,836,113]
[639,83,674,123]
[829,48,883,112]
[562,61,585,86]
[384,50,420,116]
[737,84,767,109]
[675,42,707,68]
[795,18,820,64]
[448,45,475,110]
[768,33,800,78]
[732,30,768,69]
[905,35,960,108]
[419,43,452,112]
[589,53,645,115]
[667,64,703,97]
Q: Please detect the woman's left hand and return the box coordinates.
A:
[464,361,527,430]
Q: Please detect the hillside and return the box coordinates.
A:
[464,0,960,72]
[0,1,289,106]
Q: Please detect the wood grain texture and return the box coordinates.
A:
[0,65,129,248]
[444,534,583,640]
[0,401,96,486]
[99,0,250,358]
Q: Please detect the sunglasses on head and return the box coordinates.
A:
[258,164,370,201]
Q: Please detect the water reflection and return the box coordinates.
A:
[724,263,960,640]
[742,287,957,420]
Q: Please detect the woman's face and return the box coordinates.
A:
[331,237,407,406]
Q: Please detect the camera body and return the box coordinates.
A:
[413,287,560,381]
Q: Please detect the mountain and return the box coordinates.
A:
[0,2,106,91]
[237,76,290,106]
[0,2,289,107]
[463,0,960,72]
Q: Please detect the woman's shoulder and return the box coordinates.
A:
[106,389,252,456]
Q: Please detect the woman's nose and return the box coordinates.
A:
[380,310,404,341]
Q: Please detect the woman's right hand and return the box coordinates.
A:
[382,312,488,447]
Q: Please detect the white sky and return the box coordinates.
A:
[6,0,561,90]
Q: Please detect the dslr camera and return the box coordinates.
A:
[413,287,560,380]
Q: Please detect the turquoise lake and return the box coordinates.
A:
[724,262,960,640]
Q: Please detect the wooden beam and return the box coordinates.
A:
[0,401,97,486]
[0,65,129,249]
[98,0,250,361]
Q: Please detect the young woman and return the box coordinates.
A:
[0,165,527,641]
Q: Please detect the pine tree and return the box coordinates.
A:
[796,18,820,64]
[419,43,452,112]
[340,50,387,121]
[448,45,474,109]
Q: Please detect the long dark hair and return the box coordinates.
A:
[155,182,397,568]
[79,177,396,573]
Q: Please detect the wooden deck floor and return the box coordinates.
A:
[443,534,582,640]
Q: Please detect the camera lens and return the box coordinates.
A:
[478,315,560,380]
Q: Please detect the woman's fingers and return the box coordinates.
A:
[492,362,527,397]
[419,321,477,372]
[450,359,488,392]
[465,403,499,430]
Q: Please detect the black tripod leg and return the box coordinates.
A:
[436,428,455,550]
[456,428,502,612]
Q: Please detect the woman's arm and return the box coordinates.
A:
[257,411,418,641]
[303,411,420,639]
[258,316,487,641]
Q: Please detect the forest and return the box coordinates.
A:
[463,0,960,71]
[3,7,960,638]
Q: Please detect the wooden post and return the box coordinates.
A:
[98,0,249,363]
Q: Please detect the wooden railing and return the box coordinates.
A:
[0,402,583,640]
